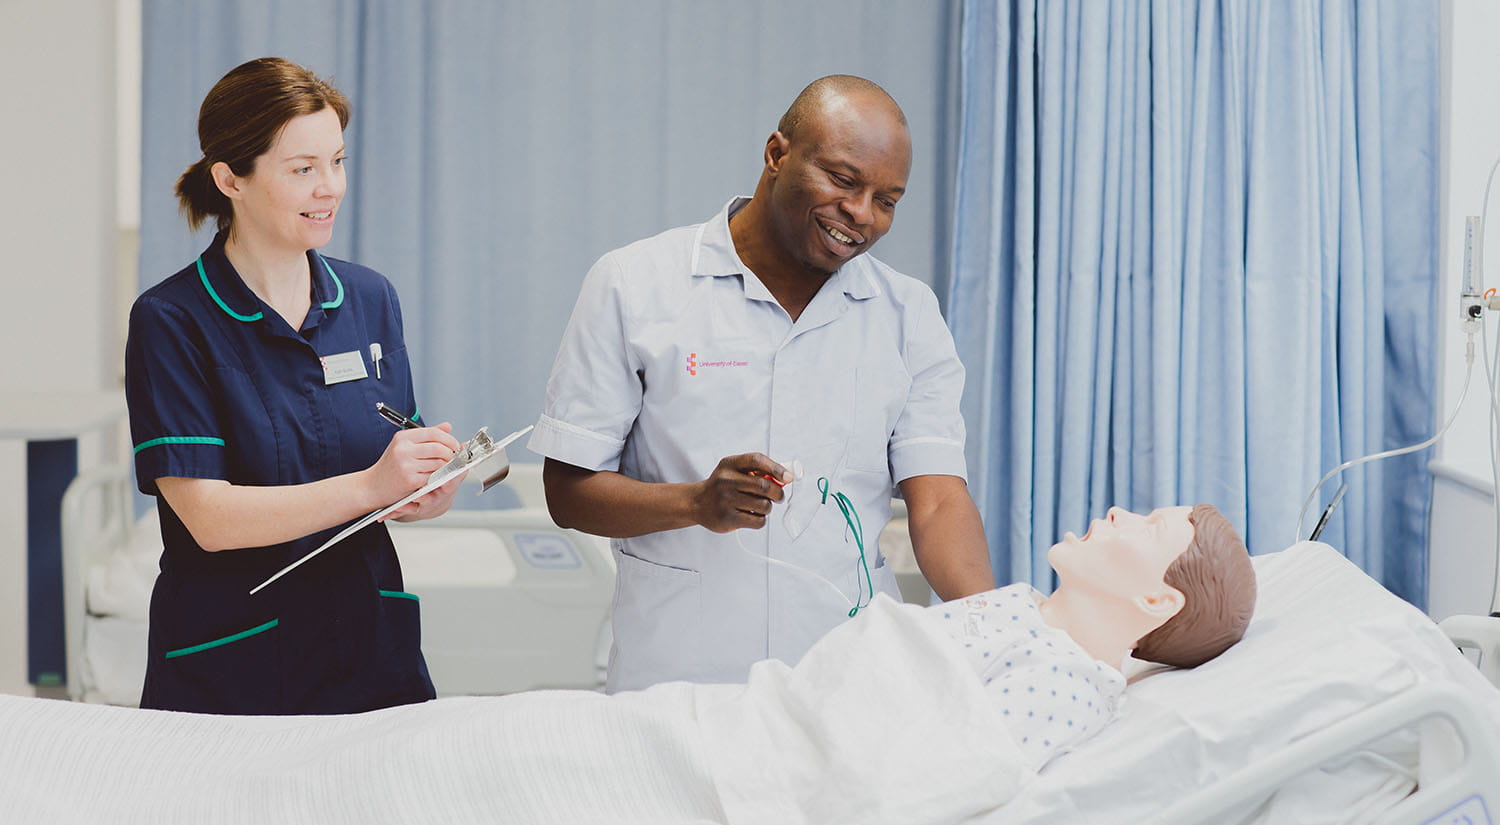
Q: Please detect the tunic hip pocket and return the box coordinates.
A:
[154,618,282,713]
[609,546,702,688]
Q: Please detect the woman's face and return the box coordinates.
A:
[225,107,346,253]
[1048,506,1194,599]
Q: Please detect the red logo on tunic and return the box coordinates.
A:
[684,351,748,376]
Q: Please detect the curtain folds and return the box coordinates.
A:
[138,1,959,510]
[949,0,1438,605]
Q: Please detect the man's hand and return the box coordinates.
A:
[692,453,793,533]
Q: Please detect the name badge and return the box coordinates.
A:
[320,350,369,385]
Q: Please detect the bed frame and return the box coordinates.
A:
[1150,615,1500,825]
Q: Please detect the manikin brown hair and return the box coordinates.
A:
[1132,504,1257,668]
[175,57,350,232]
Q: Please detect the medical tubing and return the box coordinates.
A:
[830,490,874,616]
[1294,350,1474,544]
[1485,322,1500,614]
[730,531,855,608]
[1474,151,1500,614]
[724,477,876,616]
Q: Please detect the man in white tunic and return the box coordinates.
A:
[530,75,995,691]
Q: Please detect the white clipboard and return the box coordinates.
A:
[249,424,533,595]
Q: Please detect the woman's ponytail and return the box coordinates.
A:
[174,156,230,232]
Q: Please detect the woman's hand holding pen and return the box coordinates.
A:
[363,421,463,511]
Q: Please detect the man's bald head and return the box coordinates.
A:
[777,75,908,143]
[731,74,912,283]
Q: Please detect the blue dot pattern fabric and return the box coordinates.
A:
[926,583,1125,770]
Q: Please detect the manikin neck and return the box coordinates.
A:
[1037,587,1156,671]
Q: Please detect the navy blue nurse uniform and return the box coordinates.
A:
[125,233,435,715]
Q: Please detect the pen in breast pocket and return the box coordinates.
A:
[375,401,419,430]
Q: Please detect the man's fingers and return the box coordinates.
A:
[723,452,792,484]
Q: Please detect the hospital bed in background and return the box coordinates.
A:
[58,464,931,705]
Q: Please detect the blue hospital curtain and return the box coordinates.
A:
[947,0,1438,605]
[138,0,959,509]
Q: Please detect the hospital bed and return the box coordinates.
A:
[58,464,932,704]
[8,538,1494,823]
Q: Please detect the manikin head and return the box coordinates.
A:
[1041,504,1256,670]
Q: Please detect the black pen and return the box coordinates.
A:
[375,401,419,430]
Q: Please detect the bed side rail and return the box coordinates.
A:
[59,465,135,702]
[1143,681,1499,825]
[1439,613,1500,687]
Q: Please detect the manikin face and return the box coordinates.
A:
[218,106,346,253]
[1048,506,1195,602]
[764,94,911,276]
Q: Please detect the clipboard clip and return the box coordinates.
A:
[447,427,514,493]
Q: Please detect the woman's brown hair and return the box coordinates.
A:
[175,57,350,232]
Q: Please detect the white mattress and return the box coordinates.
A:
[986,541,1500,824]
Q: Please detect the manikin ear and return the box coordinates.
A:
[764,131,791,177]
[1132,585,1185,624]
[210,161,245,203]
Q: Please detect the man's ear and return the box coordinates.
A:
[1133,585,1185,621]
[210,161,244,202]
[764,131,790,176]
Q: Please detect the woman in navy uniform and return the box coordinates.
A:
[125,57,461,714]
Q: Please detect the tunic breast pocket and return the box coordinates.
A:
[846,364,912,473]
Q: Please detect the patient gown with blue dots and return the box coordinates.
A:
[928,584,1125,770]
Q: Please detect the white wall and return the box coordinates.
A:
[1431,0,1500,619]
[0,0,131,694]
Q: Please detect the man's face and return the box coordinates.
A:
[764,94,912,276]
[1048,506,1194,600]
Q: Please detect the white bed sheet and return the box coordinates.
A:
[986,541,1500,825]
[32,540,1500,824]
[2,596,1028,825]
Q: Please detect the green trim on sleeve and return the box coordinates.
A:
[133,435,226,455]
[197,257,263,322]
[378,590,420,602]
[165,619,278,659]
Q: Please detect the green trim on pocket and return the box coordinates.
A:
[133,435,226,455]
[165,619,278,659]
[378,590,419,602]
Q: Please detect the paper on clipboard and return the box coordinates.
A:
[249,424,533,595]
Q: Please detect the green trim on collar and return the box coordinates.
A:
[133,435,226,455]
[317,254,344,309]
[197,256,263,322]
